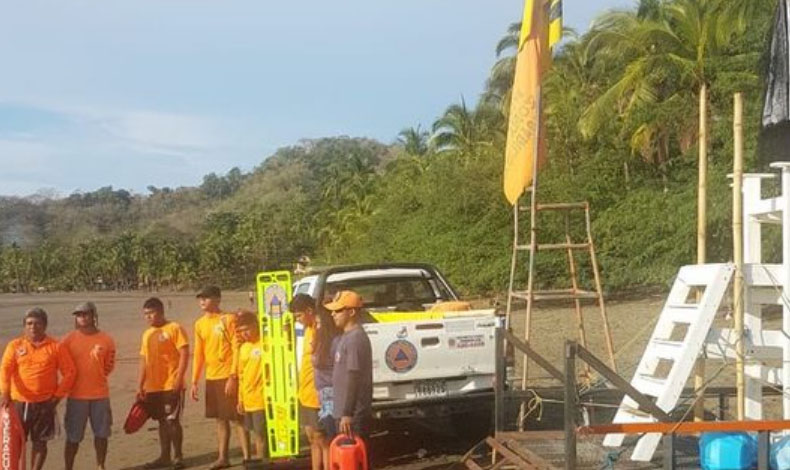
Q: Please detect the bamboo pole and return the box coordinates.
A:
[733,92,745,420]
[565,215,591,381]
[694,82,709,422]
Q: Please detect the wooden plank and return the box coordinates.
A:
[502,440,559,470]
[505,331,565,383]
[536,202,587,211]
[575,344,672,422]
[580,419,790,435]
[495,329,506,433]
[536,243,590,251]
[465,458,485,470]
[485,437,556,470]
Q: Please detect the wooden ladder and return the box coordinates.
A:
[505,197,617,428]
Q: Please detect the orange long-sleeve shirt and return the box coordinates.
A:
[192,312,238,383]
[0,335,76,403]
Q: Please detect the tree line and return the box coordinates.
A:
[0,0,779,295]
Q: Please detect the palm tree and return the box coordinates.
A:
[397,126,430,157]
[482,22,520,111]
[579,0,769,261]
[431,98,503,156]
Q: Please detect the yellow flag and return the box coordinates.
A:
[548,0,563,48]
[503,0,552,205]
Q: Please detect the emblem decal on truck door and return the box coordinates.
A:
[385,340,418,373]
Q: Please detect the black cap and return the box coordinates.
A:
[72,301,97,316]
[196,285,221,299]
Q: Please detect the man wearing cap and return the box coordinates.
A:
[0,307,77,470]
[191,286,250,469]
[61,302,116,470]
[325,291,373,443]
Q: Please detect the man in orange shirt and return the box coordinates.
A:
[0,307,76,470]
[190,286,250,469]
[61,301,116,470]
[138,297,189,470]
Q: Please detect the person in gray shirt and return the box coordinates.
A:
[325,290,373,439]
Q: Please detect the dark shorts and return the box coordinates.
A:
[243,410,266,437]
[64,398,112,442]
[14,400,55,442]
[205,378,241,421]
[143,390,184,422]
[299,404,319,430]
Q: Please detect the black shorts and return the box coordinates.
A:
[143,390,184,422]
[299,404,319,430]
[205,378,241,421]
[14,400,55,442]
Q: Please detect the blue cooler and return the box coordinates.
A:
[699,432,757,470]
[771,434,790,470]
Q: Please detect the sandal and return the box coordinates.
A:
[171,460,186,470]
[207,462,230,470]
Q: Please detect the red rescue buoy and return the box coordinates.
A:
[123,400,149,434]
[0,405,26,470]
[329,435,368,470]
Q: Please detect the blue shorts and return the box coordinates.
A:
[64,398,112,443]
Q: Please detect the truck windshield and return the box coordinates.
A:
[327,277,437,311]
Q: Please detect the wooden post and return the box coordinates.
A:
[758,431,770,470]
[663,434,676,470]
[505,204,519,331]
[694,82,709,421]
[494,328,506,434]
[564,341,577,470]
[733,92,745,420]
[585,203,617,371]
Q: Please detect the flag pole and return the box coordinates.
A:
[520,85,542,414]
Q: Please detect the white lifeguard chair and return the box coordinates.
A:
[604,162,790,461]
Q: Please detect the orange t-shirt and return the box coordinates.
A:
[0,335,76,403]
[61,330,116,400]
[298,326,319,408]
[140,322,189,393]
[192,312,237,383]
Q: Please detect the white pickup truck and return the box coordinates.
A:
[292,263,501,427]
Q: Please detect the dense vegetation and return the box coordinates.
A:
[0,0,779,295]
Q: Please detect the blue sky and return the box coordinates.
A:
[0,0,631,197]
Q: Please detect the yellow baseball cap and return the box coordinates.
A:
[324,290,363,311]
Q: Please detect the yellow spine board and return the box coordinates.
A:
[256,271,299,458]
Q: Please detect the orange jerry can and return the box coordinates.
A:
[329,435,368,470]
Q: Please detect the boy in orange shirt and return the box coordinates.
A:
[0,307,76,470]
[190,286,250,469]
[61,302,116,470]
[235,311,267,461]
[138,297,189,470]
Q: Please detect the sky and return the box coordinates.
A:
[0,0,631,197]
